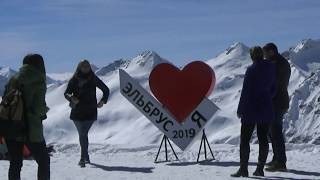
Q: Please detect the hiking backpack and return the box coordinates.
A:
[0,78,25,137]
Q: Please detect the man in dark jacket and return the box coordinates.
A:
[231,47,276,177]
[263,43,291,172]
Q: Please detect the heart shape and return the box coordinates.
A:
[149,61,216,123]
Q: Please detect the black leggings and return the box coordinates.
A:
[6,140,50,180]
[240,123,270,166]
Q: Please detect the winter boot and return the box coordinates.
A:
[84,156,91,164]
[231,165,249,177]
[78,159,86,168]
[266,159,276,167]
[253,164,265,177]
[265,162,287,172]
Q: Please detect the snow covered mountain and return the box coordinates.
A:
[44,50,169,145]
[286,70,320,144]
[285,39,320,73]
[0,66,62,95]
[0,67,17,95]
[95,59,130,76]
[0,66,16,78]
[1,39,320,147]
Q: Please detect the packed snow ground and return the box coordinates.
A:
[0,143,319,180]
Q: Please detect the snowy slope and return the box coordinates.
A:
[0,66,63,95]
[286,39,320,73]
[42,40,314,147]
[47,73,73,82]
[1,40,319,146]
[286,69,320,144]
[95,59,130,77]
[44,50,169,145]
[0,66,16,96]
[205,42,252,144]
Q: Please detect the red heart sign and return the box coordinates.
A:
[149,61,215,123]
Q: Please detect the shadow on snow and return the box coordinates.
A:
[167,160,320,179]
[90,163,155,173]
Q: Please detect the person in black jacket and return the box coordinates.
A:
[231,47,276,177]
[64,60,109,167]
[263,43,291,172]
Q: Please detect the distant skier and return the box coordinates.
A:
[4,54,51,180]
[231,46,276,177]
[263,43,291,172]
[64,60,109,167]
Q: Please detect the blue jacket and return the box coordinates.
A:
[237,59,276,124]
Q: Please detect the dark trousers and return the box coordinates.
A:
[73,120,94,160]
[270,109,287,164]
[240,123,270,167]
[6,140,50,180]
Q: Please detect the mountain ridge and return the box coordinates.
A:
[1,39,320,146]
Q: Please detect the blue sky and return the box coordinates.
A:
[1,0,320,72]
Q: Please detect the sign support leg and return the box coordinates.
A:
[155,135,179,163]
[197,129,215,162]
[167,136,179,161]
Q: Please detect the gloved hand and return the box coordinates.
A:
[97,100,105,108]
[71,96,80,105]
[69,96,80,109]
[40,114,47,121]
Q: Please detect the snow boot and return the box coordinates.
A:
[84,157,91,164]
[266,159,276,167]
[231,165,248,177]
[265,162,287,172]
[78,159,86,168]
[253,164,265,177]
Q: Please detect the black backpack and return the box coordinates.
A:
[0,78,26,137]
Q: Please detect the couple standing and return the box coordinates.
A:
[232,43,291,177]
